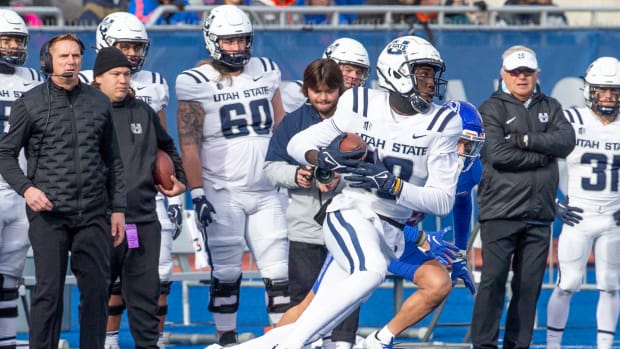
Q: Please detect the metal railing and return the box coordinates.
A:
[142,4,620,28]
[8,4,620,29]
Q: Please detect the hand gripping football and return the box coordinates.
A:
[339,133,367,160]
[153,149,175,191]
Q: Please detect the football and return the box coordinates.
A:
[339,132,367,160]
[153,149,175,191]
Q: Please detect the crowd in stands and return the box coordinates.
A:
[3,0,571,27]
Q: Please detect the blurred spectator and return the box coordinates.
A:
[296,0,366,24]
[7,1,44,26]
[445,0,488,25]
[78,0,129,25]
[129,0,201,24]
[356,0,439,26]
[497,0,567,26]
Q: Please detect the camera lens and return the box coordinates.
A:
[314,168,335,184]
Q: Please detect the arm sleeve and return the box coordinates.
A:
[101,106,126,213]
[0,98,34,195]
[153,108,187,185]
[479,101,550,171]
[453,192,472,251]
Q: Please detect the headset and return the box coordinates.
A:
[31,34,85,179]
[39,33,85,76]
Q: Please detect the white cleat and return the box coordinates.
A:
[363,331,393,349]
[104,345,120,349]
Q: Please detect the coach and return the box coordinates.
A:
[470,45,575,349]
[0,33,126,349]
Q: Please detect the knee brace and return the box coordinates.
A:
[0,275,18,319]
[208,275,241,314]
[263,278,290,314]
[160,281,172,296]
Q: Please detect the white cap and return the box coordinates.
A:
[503,50,538,71]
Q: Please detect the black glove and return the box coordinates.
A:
[167,203,183,240]
[556,198,583,226]
[317,133,365,173]
[191,188,216,229]
[345,159,402,196]
[613,209,620,226]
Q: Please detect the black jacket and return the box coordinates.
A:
[477,87,575,223]
[110,95,186,223]
[0,80,126,215]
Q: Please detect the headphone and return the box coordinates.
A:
[39,34,85,76]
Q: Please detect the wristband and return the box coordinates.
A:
[168,194,184,206]
[190,187,205,199]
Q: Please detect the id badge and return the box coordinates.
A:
[126,224,139,249]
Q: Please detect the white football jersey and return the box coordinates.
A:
[0,66,44,190]
[79,69,169,113]
[563,107,620,210]
[288,87,462,222]
[279,79,306,114]
[176,57,282,191]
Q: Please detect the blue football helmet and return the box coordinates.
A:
[444,100,485,172]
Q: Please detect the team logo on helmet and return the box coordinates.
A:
[98,17,114,47]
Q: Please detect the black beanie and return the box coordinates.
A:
[93,47,132,77]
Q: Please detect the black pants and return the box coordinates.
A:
[28,210,111,349]
[470,220,551,349]
[288,241,360,344]
[110,220,161,349]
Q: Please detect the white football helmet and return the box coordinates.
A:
[377,36,446,114]
[0,9,29,66]
[203,5,253,68]
[322,37,370,86]
[584,56,620,117]
[96,12,150,72]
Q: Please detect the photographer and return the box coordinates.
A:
[264,58,357,348]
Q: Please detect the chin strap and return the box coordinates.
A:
[212,60,243,74]
[389,91,418,115]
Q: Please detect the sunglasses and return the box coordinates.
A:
[505,68,537,76]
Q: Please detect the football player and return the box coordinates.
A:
[204,35,466,347]
[279,37,370,115]
[547,56,620,349]
[282,34,462,349]
[206,35,461,349]
[79,12,182,349]
[264,101,483,349]
[0,9,44,349]
[175,4,288,347]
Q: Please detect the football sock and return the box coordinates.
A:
[546,286,572,348]
[597,290,619,349]
[377,326,395,344]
